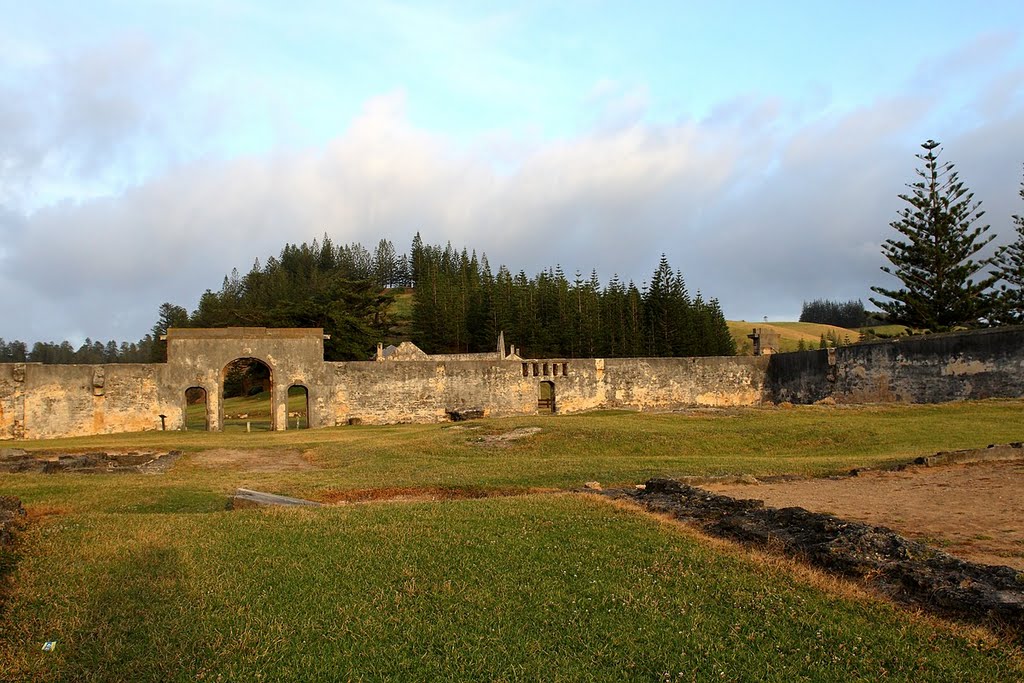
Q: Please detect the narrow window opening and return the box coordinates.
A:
[287,385,309,429]
[184,387,208,431]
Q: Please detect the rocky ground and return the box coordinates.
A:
[0,448,181,474]
[599,477,1024,639]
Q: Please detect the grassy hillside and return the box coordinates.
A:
[383,287,414,346]
[728,321,862,354]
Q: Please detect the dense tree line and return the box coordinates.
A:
[992,166,1024,324]
[152,236,402,361]
[1,234,737,364]
[0,337,155,364]
[410,235,735,358]
[798,299,867,329]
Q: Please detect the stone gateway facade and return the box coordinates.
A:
[1,326,1023,441]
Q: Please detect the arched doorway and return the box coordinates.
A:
[287,385,309,429]
[538,381,555,414]
[222,358,273,431]
[184,387,208,431]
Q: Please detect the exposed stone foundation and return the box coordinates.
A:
[601,479,1024,637]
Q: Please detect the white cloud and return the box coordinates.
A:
[2,31,1023,344]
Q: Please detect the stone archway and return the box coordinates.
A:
[221,357,274,431]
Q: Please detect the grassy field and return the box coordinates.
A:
[727,321,862,354]
[2,402,1023,680]
[859,323,914,338]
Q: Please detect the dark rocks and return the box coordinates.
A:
[602,478,1024,636]
[0,450,182,474]
[447,408,485,421]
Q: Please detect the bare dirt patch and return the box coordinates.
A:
[707,460,1024,570]
[319,485,554,505]
[188,448,317,472]
[473,427,542,446]
[600,479,1024,637]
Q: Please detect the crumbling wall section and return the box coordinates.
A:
[327,356,768,425]
[328,360,542,425]
[601,357,769,410]
[16,364,170,440]
[0,364,27,439]
[766,326,1024,404]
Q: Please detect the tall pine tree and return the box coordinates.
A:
[993,166,1024,324]
[869,140,998,331]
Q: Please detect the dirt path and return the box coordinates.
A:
[707,460,1024,570]
[188,448,317,472]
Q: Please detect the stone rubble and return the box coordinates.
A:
[599,478,1024,637]
[0,449,182,474]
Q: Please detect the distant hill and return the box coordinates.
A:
[727,321,863,355]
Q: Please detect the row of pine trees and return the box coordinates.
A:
[5,234,736,362]
[409,235,735,358]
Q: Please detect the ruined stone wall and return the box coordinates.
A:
[765,326,1024,404]
[1,326,1022,440]
[326,356,769,425]
[0,364,26,439]
[600,357,768,410]
[328,360,539,424]
[14,364,170,440]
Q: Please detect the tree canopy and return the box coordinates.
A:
[799,299,867,329]
[410,237,735,358]
[869,140,998,331]
[992,166,1024,324]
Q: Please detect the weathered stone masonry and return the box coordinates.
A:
[1,326,1022,440]
[764,326,1024,404]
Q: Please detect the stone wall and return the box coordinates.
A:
[329,360,537,424]
[765,326,1024,404]
[2,363,169,440]
[1,326,1022,440]
[327,356,770,425]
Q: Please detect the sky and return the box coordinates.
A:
[2,1,1024,345]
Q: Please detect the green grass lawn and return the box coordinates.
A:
[2,402,1023,680]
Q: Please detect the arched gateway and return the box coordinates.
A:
[165,328,328,432]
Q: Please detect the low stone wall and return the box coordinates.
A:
[601,357,767,410]
[1,363,171,440]
[0,326,1022,439]
[328,360,537,425]
[765,326,1024,404]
